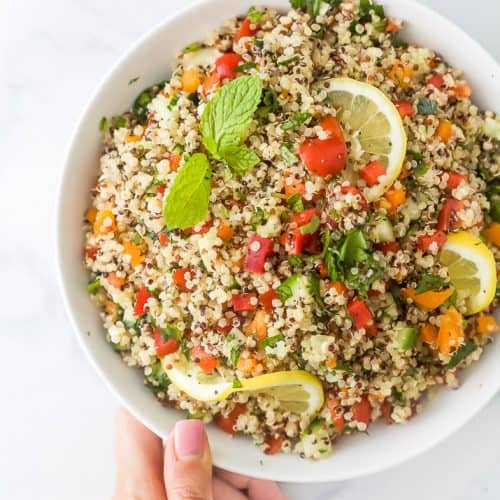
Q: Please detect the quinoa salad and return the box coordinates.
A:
[83,0,500,459]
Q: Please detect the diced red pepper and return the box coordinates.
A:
[328,399,346,433]
[426,73,444,89]
[445,172,467,189]
[347,299,373,330]
[172,268,193,293]
[320,115,345,142]
[352,396,372,425]
[215,403,247,435]
[202,70,220,97]
[158,231,169,245]
[264,435,283,455]
[376,241,399,255]
[394,100,414,118]
[235,18,257,41]
[364,323,379,337]
[417,230,447,251]
[437,197,465,232]
[317,260,329,278]
[233,293,258,312]
[216,321,233,334]
[359,160,386,187]
[191,345,218,373]
[153,328,180,356]
[340,185,369,210]
[134,285,151,317]
[291,208,320,227]
[184,221,212,235]
[244,235,273,274]
[157,184,166,196]
[85,246,98,261]
[299,137,348,178]
[280,228,308,255]
[215,53,243,80]
[259,288,279,310]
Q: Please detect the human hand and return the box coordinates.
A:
[113,407,287,500]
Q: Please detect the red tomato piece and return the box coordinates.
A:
[235,18,257,41]
[86,246,98,261]
[437,197,465,232]
[215,403,247,435]
[232,293,258,312]
[173,268,193,293]
[259,288,279,310]
[216,321,233,334]
[281,228,309,255]
[157,184,166,196]
[291,208,320,227]
[299,138,348,178]
[158,231,169,245]
[426,73,444,89]
[352,396,372,425]
[328,399,346,433]
[191,345,218,373]
[376,241,400,255]
[215,53,243,80]
[244,235,273,274]
[445,172,467,189]
[417,230,447,251]
[184,221,212,235]
[340,185,369,210]
[134,285,151,317]
[359,160,386,186]
[320,115,345,142]
[394,100,414,118]
[264,435,283,455]
[202,70,220,97]
[153,328,180,356]
[347,299,373,330]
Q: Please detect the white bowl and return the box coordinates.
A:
[57,0,500,482]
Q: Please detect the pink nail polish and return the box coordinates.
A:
[174,420,205,459]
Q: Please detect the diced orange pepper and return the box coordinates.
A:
[182,68,201,93]
[86,206,97,223]
[438,307,464,357]
[244,309,268,340]
[453,83,472,99]
[388,60,413,89]
[477,315,498,335]
[436,120,453,142]
[284,176,305,197]
[402,288,454,310]
[384,187,406,215]
[329,281,348,296]
[420,323,438,346]
[217,221,235,242]
[122,241,144,266]
[237,354,258,375]
[202,70,220,97]
[483,223,500,247]
[325,356,337,369]
[93,209,116,236]
[125,135,141,143]
[385,19,400,33]
[169,153,182,172]
[107,272,126,289]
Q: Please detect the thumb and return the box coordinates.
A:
[164,420,213,500]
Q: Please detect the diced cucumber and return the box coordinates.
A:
[277,273,313,303]
[182,47,221,69]
[395,327,418,351]
[370,215,394,243]
[401,198,421,222]
[484,117,500,140]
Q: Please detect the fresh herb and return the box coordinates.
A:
[145,360,170,392]
[230,346,241,367]
[232,377,243,389]
[281,143,298,165]
[182,42,202,53]
[247,6,263,23]
[290,0,340,16]
[163,153,212,230]
[128,76,140,85]
[250,207,267,228]
[112,115,129,129]
[308,272,324,308]
[287,193,304,212]
[359,0,385,19]
[87,279,100,294]
[132,232,142,245]
[187,411,205,420]
[276,281,293,302]
[160,325,183,343]
[234,61,257,73]
[278,54,300,66]
[446,341,477,370]
[339,229,369,267]
[415,273,446,293]
[201,75,262,175]
[167,94,179,111]
[254,38,265,49]
[391,386,405,403]
[350,0,385,35]
[486,181,500,222]
[257,88,281,118]
[281,112,312,131]
[261,333,285,349]
[300,215,321,235]
[289,255,304,268]
[132,81,166,124]
[99,116,109,132]
[417,98,438,115]
[180,338,191,360]
[408,150,428,177]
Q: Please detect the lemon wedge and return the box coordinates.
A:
[162,355,324,415]
[321,77,407,200]
[439,231,497,315]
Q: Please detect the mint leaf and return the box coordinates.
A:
[220,145,260,175]
[201,75,262,156]
[163,153,212,230]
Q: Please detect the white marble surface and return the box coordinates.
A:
[1,0,500,499]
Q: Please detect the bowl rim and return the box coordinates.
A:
[56,0,500,483]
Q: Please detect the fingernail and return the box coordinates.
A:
[174,420,205,459]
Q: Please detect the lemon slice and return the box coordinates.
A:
[439,231,497,315]
[162,356,324,415]
[321,77,407,200]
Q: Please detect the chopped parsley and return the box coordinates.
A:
[257,88,282,118]
[278,54,301,66]
[234,61,257,73]
[415,273,446,293]
[261,333,285,349]
[247,6,263,23]
[300,215,321,235]
[282,112,312,131]
[286,193,304,212]
[446,341,477,370]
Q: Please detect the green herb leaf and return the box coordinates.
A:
[99,117,109,132]
[201,75,262,157]
[308,272,324,308]
[276,281,293,302]
[282,112,312,131]
[133,81,166,124]
[446,341,477,369]
[167,94,179,111]
[128,76,140,85]
[300,215,321,235]
[281,144,298,165]
[87,279,100,294]
[182,42,202,54]
[248,6,263,23]
[415,273,446,293]
[160,325,183,343]
[289,255,304,268]
[230,346,241,367]
[219,145,260,175]
[163,153,212,230]
[339,229,368,267]
[234,61,257,73]
[261,333,285,349]
[232,377,243,388]
[287,193,304,212]
[417,98,438,115]
[278,54,300,66]
[112,115,129,129]
[132,232,142,245]
[256,88,281,118]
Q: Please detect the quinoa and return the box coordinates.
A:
[83,0,500,459]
